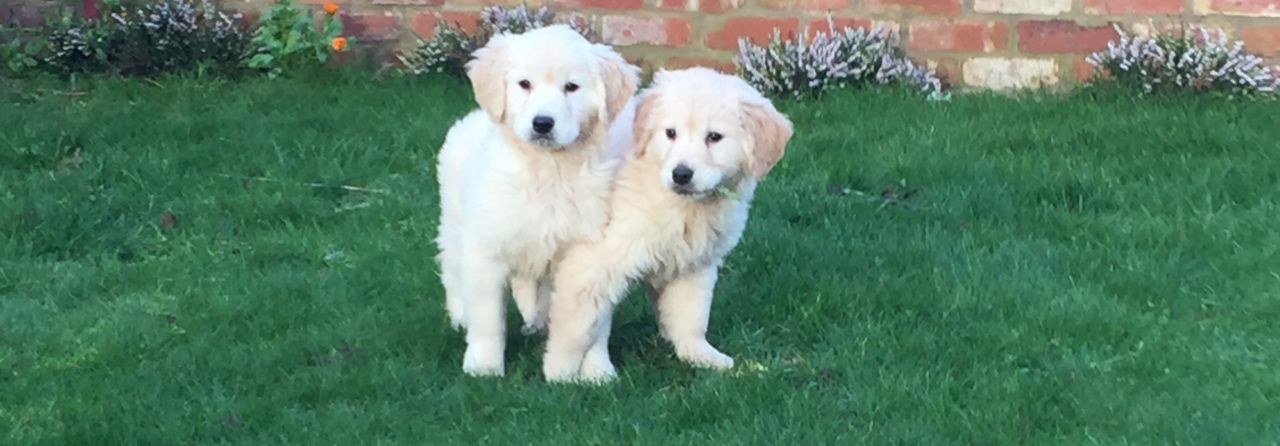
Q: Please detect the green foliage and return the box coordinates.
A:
[42,13,116,74]
[398,20,474,77]
[1,31,46,77]
[247,0,349,78]
[108,0,252,77]
[9,0,352,79]
[37,0,252,77]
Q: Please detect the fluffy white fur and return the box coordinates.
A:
[436,25,639,377]
[542,68,794,383]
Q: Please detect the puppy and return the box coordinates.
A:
[543,68,794,382]
[435,25,639,377]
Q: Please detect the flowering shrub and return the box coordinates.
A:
[108,0,251,76]
[40,0,249,76]
[398,4,594,76]
[1085,25,1279,97]
[248,0,350,78]
[43,14,116,74]
[735,18,945,100]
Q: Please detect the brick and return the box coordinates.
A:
[1018,20,1119,53]
[963,57,1059,89]
[1083,0,1184,14]
[341,13,401,41]
[974,0,1072,15]
[664,57,736,73]
[1201,0,1280,17]
[410,12,438,38]
[1073,58,1101,81]
[449,0,524,5]
[909,20,1009,53]
[236,10,260,26]
[866,0,962,15]
[1242,26,1280,56]
[602,16,692,46]
[563,14,596,34]
[1,3,50,27]
[411,11,481,38]
[807,17,875,37]
[926,58,963,87]
[554,0,644,9]
[1127,21,1202,37]
[760,0,849,10]
[658,0,742,13]
[443,12,483,33]
[705,17,800,50]
[372,0,443,5]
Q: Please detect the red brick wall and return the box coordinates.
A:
[59,0,1280,88]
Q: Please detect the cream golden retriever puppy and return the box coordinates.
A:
[435,25,639,377]
[542,68,794,382]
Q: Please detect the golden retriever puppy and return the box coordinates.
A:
[436,25,639,377]
[542,68,794,382]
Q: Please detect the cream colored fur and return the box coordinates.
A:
[543,68,794,383]
[435,26,639,377]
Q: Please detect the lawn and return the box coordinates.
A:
[2,76,1278,445]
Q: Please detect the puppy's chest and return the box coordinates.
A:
[500,169,611,263]
[642,205,742,274]
[522,173,609,229]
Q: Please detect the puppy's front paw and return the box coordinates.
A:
[543,351,583,383]
[675,339,735,371]
[578,354,617,384]
[462,340,504,377]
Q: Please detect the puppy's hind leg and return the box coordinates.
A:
[655,266,734,371]
[460,253,510,377]
[644,281,666,340]
[437,243,466,331]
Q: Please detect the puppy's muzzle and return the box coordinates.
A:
[670,164,704,196]
[532,116,555,135]
[671,164,694,186]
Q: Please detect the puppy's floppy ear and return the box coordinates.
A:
[591,44,640,123]
[741,98,794,179]
[466,34,510,122]
[631,89,660,158]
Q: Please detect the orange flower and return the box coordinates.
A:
[331,37,348,52]
[323,2,339,15]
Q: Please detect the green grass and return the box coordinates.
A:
[2,76,1279,445]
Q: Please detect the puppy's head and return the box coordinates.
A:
[633,68,793,199]
[466,25,639,150]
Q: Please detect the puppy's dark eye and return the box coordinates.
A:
[518,80,531,90]
[665,129,677,140]
[564,82,579,93]
[706,132,723,144]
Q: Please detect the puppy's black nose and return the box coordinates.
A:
[672,165,694,186]
[532,116,555,135]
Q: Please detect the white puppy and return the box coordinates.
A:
[436,25,639,377]
[543,68,794,382]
